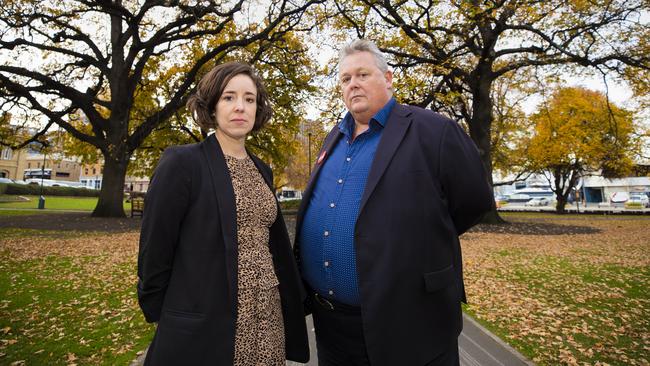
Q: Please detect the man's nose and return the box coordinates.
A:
[346,78,359,92]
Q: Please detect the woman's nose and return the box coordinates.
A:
[234,98,244,111]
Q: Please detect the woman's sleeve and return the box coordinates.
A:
[137,147,191,322]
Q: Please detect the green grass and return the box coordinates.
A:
[0,195,130,211]
[0,240,154,365]
[0,209,58,216]
[467,248,650,365]
[0,228,101,239]
[500,211,650,219]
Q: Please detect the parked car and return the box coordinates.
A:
[628,193,649,208]
[25,178,72,187]
[0,177,14,184]
[277,189,302,202]
[525,197,552,206]
[610,191,629,203]
[507,193,531,203]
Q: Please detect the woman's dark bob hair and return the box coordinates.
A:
[187,62,272,132]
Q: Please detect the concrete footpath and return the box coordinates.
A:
[286,314,532,366]
[132,313,533,365]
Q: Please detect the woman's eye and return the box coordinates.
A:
[222,95,233,101]
[246,98,255,103]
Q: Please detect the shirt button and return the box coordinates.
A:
[324,231,329,236]
[328,290,334,295]
[337,179,343,184]
[324,261,329,267]
[346,157,351,162]
[329,202,335,208]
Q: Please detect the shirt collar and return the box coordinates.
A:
[338,97,396,138]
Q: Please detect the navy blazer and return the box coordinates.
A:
[138,134,309,365]
[295,103,493,366]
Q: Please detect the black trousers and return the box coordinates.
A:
[310,292,460,366]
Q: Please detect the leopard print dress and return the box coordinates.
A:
[225,155,285,366]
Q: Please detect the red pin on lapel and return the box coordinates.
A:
[317,150,327,165]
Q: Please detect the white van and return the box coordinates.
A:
[25,178,84,188]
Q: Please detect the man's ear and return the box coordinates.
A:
[385,70,393,89]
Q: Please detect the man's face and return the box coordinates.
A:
[339,51,393,123]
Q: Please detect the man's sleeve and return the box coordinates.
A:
[137,148,191,323]
[438,120,494,235]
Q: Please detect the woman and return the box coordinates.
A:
[137,62,309,365]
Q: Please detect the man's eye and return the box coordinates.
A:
[341,77,350,84]
[360,73,368,79]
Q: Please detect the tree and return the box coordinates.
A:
[0,0,322,217]
[527,87,639,213]
[277,118,329,191]
[329,0,650,222]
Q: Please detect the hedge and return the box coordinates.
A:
[279,199,301,211]
[0,183,100,197]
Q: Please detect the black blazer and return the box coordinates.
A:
[295,103,493,366]
[138,134,309,365]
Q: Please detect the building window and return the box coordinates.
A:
[55,172,70,177]
[85,168,89,175]
[28,163,31,169]
[1,148,12,160]
[92,168,96,174]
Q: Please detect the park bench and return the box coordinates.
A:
[131,196,144,218]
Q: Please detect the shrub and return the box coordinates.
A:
[279,199,301,211]
[3,183,100,197]
[0,183,7,195]
[625,202,643,209]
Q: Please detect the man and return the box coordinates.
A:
[294,39,493,366]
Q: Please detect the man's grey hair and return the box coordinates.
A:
[339,39,389,73]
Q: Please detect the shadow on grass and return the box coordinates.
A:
[469,221,601,235]
[0,212,141,233]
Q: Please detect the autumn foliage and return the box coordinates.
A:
[526,87,639,212]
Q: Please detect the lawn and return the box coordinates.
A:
[0,229,154,365]
[462,215,650,365]
[0,195,130,211]
[0,213,648,365]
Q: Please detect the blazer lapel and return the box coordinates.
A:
[201,134,238,317]
[295,126,343,238]
[358,103,412,217]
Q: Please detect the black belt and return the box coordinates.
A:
[312,292,361,314]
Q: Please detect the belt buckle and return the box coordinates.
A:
[314,293,334,310]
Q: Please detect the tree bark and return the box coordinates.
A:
[555,196,568,214]
[468,66,504,224]
[92,154,128,217]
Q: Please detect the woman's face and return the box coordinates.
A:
[214,74,257,142]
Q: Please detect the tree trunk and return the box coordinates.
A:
[555,196,568,214]
[468,67,504,224]
[92,154,128,217]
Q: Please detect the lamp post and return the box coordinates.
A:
[308,132,312,177]
[38,152,46,209]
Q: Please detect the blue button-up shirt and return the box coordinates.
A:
[299,98,396,306]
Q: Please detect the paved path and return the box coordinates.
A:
[132,313,532,366]
[286,314,532,366]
